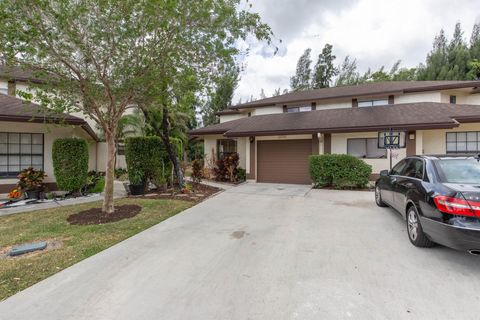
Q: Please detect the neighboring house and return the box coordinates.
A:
[190,81,480,184]
[0,65,126,193]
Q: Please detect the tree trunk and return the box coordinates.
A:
[161,108,185,189]
[102,131,116,214]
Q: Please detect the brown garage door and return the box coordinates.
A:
[257,139,312,184]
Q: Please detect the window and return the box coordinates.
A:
[403,158,424,179]
[287,105,312,113]
[0,133,44,177]
[435,158,480,184]
[450,95,457,104]
[391,159,408,176]
[446,132,480,153]
[347,138,387,159]
[358,98,389,107]
[217,139,237,159]
[117,143,125,155]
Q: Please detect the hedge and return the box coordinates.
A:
[309,154,372,189]
[52,138,89,192]
[124,136,182,186]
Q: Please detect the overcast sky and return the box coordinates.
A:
[234,0,480,102]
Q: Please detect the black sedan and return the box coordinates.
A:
[375,155,480,254]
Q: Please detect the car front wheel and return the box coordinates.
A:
[407,205,435,248]
[375,185,388,207]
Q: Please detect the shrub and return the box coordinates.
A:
[124,136,182,187]
[52,138,89,192]
[191,159,203,184]
[16,167,46,191]
[84,171,105,193]
[236,167,246,181]
[114,168,127,179]
[214,153,240,182]
[309,154,372,189]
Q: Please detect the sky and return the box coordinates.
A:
[234,0,480,102]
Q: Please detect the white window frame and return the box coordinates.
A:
[358,98,389,107]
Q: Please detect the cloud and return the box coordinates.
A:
[235,0,480,102]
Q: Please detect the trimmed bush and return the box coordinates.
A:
[309,154,372,189]
[52,138,89,192]
[124,136,182,186]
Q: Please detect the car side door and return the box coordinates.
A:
[382,159,408,206]
[393,158,426,217]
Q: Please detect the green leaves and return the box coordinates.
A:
[309,154,372,189]
[52,138,89,192]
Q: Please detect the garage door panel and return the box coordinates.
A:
[257,140,312,184]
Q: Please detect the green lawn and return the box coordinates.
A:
[0,198,192,301]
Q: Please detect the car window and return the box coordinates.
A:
[403,159,424,179]
[435,159,480,184]
[390,159,408,176]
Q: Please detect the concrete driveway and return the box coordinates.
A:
[1,183,480,319]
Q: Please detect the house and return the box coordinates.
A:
[190,81,480,184]
[0,66,127,193]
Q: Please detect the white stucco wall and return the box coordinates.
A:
[0,80,8,95]
[219,113,247,123]
[331,132,406,173]
[253,106,283,116]
[466,93,480,105]
[422,123,480,155]
[202,135,247,170]
[395,92,442,104]
[0,121,96,185]
[316,100,352,110]
[95,143,127,172]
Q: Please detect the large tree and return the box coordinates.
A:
[335,56,360,86]
[0,0,272,212]
[202,65,239,126]
[290,48,312,91]
[312,44,338,89]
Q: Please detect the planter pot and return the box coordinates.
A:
[25,189,41,200]
[128,184,145,196]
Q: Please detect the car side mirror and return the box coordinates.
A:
[380,170,389,177]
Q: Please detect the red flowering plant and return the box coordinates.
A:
[16,167,46,191]
[214,153,239,182]
[8,188,21,199]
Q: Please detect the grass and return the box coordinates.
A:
[0,198,192,301]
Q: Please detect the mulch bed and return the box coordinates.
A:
[67,204,142,225]
[132,183,222,202]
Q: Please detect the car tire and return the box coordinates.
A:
[375,185,388,207]
[406,205,435,248]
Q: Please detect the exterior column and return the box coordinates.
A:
[246,137,256,180]
[406,131,416,156]
[312,133,319,154]
[323,133,332,154]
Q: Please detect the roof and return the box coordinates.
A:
[0,65,42,83]
[190,102,480,137]
[215,109,241,116]
[231,81,480,109]
[0,93,98,140]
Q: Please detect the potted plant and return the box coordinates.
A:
[128,170,145,195]
[17,167,46,199]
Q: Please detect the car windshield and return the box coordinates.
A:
[435,158,480,184]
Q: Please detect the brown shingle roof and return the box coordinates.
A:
[231,81,480,109]
[0,65,42,83]
[190,102,480,137]
[0,93,98,140]
[215,109,242,116]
